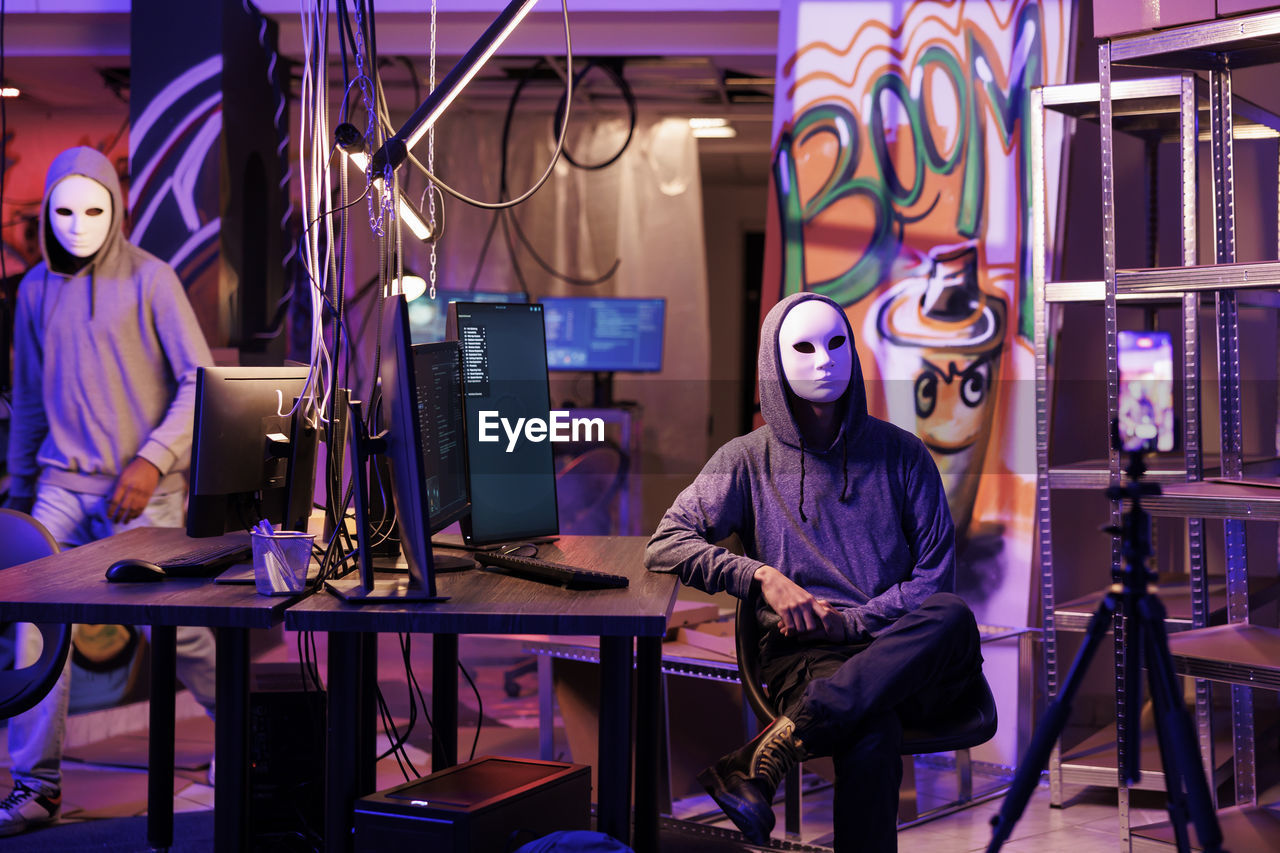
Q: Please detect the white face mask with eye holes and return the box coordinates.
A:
[49,175,112,259]
[779,299,853,404]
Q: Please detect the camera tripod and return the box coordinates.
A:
[986,450,1225,853]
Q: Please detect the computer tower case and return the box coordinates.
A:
[352,756,590,852]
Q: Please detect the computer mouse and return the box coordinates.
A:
[105,558,167,583]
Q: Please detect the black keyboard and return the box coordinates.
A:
[474,552,629,590]
[158,541,253,576]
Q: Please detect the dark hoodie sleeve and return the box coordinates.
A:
[843,438,957,637]
[644,442,765,599]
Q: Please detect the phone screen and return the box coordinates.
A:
[1117,331,1175,453]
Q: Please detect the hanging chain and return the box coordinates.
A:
[427,0,439,299]
[352,2,389,236]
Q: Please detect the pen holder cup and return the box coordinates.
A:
[250,531,315,596]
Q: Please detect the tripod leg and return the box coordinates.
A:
[986,592,1119,853]
[1139,595,1225,853]
[1122,591,1144,786]
[1138,608,1194,852]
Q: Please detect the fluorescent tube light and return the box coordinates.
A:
[371,0,539,175]
[340,142,435,242]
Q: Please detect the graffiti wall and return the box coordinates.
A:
[765,0,1072,630]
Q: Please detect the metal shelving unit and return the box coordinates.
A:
[1104,14,1280,850]
[1033,69,1208,820]
[1034,10,1280,848]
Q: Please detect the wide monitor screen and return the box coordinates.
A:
[541,296,665,372]
[449,301,559,546]
[407,288,529,344]
[412,341,469,529]
[350,297,469,600]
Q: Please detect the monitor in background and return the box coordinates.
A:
[187,367,318,537]
[448,301,560,547]
[540,296,665,406]
[407,288,529,344]
[326,295,468,602]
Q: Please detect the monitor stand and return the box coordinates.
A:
[324,399,447,603]
[370,550,476,574]
[591,371,615,408]
[325,575,441,602]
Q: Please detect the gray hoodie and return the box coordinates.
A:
[7,146,212,499]
[645,292,956,638]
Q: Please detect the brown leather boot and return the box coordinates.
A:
[696,715,807,844]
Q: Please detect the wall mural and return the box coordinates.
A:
[765,0,1072,628]
[128,53,225,347]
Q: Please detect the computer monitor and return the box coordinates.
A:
[187,367,318,537]
[448,301,560,547]
[407,288,529,344]
[326,294,470,602]
[540,296,665,406]
[541,296,665,372]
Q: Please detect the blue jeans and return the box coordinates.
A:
[759,592,984,853]
[8,484,217,795]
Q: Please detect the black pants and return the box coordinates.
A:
[758,592,983,853]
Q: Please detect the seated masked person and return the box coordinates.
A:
[645,292,985,852]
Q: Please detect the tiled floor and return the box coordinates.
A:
[0,632,1195,851]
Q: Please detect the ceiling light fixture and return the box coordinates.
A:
[385,274,428,302]
[691,125,738,139]
[1,87,19,98]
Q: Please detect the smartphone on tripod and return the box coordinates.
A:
[989,329,1226,853]
[1117,330,1175,453]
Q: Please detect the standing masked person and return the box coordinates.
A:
[0,147,217,836]
[645,292,985,852]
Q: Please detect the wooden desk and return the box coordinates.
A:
[283,535,677,853]
[0,526,294,852]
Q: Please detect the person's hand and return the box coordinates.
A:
[3,494,35,515]
[754,565,846,642]
[108,457,161,524]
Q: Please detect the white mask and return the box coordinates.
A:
[779,299,853,404]
[49,175,112,259]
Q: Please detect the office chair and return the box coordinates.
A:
[0,509,71,719]
[734,585,998,837]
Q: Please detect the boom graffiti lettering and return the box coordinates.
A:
[772,2,1044,341]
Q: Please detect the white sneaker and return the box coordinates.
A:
[0,782,61,836]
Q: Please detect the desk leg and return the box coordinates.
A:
[147,625,176,851]
[538,654,554,761]
[327,632,376,852]
[633,636,661,853]
[433,633,458,769]
[214,627,250,853]
[598,636,633,847]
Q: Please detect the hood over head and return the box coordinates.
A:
[39,146,125,276]
[757,292,869,521]
[758,291,868,449]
